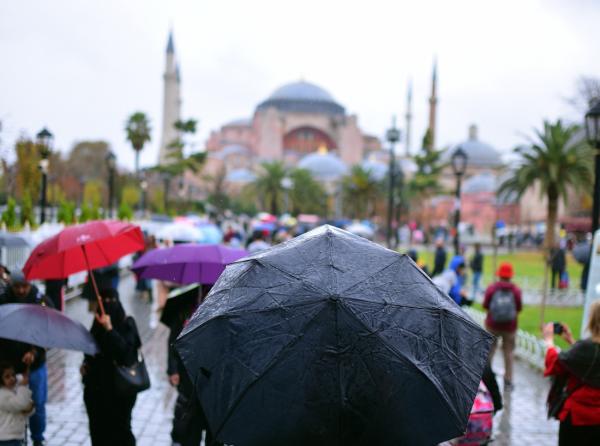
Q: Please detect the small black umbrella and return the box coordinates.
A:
[572,241,591,264]
[0,303,98,355]
[176,225,493,446]
[160,283,201,328]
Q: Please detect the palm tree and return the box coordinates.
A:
[125,112,151,177]
[498,120,593,323]
[253,161,287,215]
[341,165,381,219]
[289,168,326,215]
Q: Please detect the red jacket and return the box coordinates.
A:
[544,346,600,425]
[482,281,522,332]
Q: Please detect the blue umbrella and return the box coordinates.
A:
[0,304,98,355]
[198,224,223,244]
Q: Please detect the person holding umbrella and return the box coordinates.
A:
[0,272,53,446]
[80,288,143,446]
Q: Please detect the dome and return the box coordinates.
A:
[361,159,388,181]
[225,168,256,183]
[462,171,497,194]
[215,144,250,159]
[298,150,348,181]
[446,125,503,168]
[256,81,345,115]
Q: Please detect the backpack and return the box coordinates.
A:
[489,288,516,323]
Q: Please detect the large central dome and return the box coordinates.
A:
[256,80,345,115]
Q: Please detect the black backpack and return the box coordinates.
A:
[489,288,517,323]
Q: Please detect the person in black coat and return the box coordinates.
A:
[550,245,567,289]
[81,288,141,446]
[431,239,447,277]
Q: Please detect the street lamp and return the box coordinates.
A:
[585,101,600,235]
[36,127,53,225]
[280,176,293,215]
[386,117,401,249]
[451,146,468,254]
[105,151,116,218]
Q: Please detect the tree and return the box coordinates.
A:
[14,139,41,201]
[289,168,327,215]
[341,166,381,219]
[568,76,600,112]
[205,167,230,216]
[117,202,134,221]
[498,120,593,323]
[125,112,151,176]
[253,161,287,215]
[121,184,141,208]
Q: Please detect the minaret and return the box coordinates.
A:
[427,58,438,151]
[404,79,412,157]
[158,30,181,165]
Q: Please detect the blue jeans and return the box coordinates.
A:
[472,271,482,300]
[29,364,47,442]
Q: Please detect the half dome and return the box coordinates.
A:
[298,150,348,182]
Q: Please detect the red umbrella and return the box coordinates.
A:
[23,220,144,314]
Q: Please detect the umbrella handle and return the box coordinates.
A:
[82,246,106,316]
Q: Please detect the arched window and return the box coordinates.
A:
[283,127,335,155]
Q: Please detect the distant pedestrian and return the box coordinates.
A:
[247,231,271,254]
[431,239,447,277]
[432,256,469,306]
[0,265,9,297]
[543,300,600,446]
[0,361,35,446]
[470,243,484,301]
[81,288,142,446]
[550,244,566,290]
[483,262,522,390]
[44,279,66,312]
[0,271,54,446]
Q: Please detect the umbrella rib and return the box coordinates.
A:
[211,301,328,438]
[337,301,467,432]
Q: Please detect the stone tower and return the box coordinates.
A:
[427,58,438,151]
[158,31,181,165]
[404,79,412,157]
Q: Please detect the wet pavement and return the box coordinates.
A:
[42,274,558,445]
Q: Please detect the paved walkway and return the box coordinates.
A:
[41,275,559,445]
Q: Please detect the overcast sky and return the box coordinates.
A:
[1,0,599,170]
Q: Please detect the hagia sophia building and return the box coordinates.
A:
[156,31,588,233]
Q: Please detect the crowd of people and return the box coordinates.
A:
[0,228,598,445]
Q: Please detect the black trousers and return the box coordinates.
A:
[84,386,137,446]
[559,417,600,446]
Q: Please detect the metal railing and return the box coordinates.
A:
[465,307,546,371]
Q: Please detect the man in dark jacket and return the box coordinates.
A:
[431,239,447,277]
[0,271,54,446]
[550,244,566,289]
[470,243,484,300]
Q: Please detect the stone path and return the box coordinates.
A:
[40,274,560,445]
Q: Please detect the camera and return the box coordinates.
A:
[553,322,564,335]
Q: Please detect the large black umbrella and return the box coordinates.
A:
[0,304,98,355]
[176,225,493,446]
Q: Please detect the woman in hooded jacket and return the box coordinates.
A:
[81,288,141,446]
[543,300,600,446]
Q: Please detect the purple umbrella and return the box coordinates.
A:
[131,244,248,285]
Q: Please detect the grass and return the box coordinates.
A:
[417,249,583,289]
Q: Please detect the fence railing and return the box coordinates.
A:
[465,307,546,371]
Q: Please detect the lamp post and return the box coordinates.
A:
[36,127,53,225]
[280,176,293,215]
[386,117,401,249]
[105,151,116,218]
[585,101,600,235]
[451,146,468,255]
[140,177,148,217]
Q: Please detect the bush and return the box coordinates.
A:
[2,198,17,229]
[20,192,34,227]
[117,202,133,221]
[57,200,76,224]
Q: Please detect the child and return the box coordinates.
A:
[0,362,34,446]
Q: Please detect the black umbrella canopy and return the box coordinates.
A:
[176,225,493,446]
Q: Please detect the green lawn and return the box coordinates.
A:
[473,303,584,348]
[417,249,583,289]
